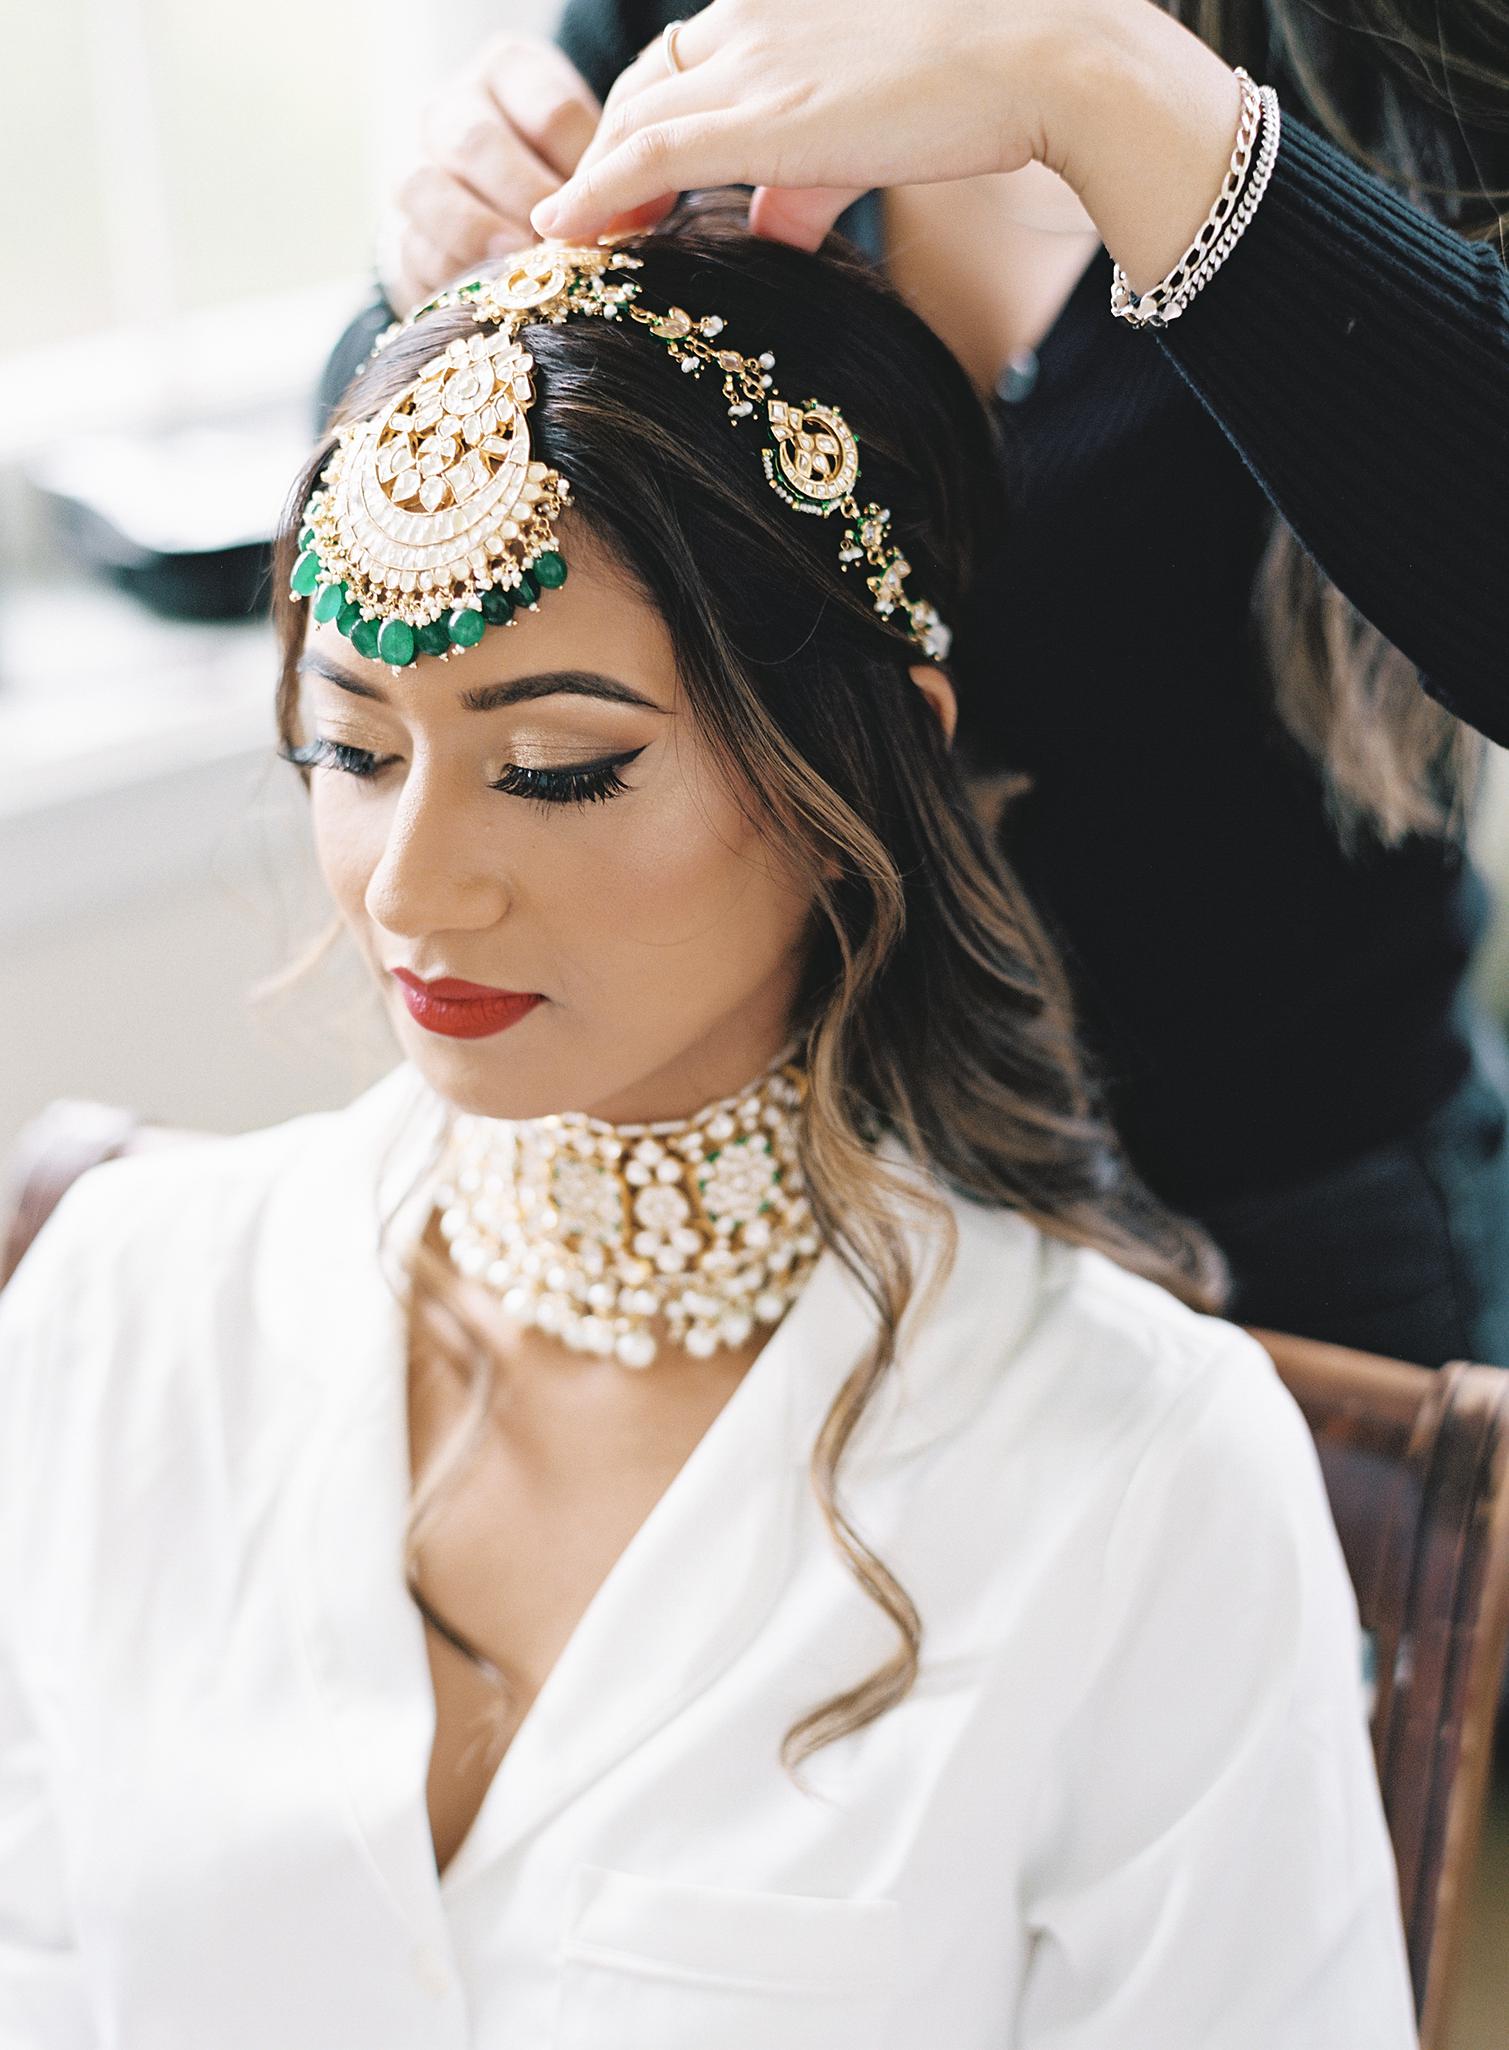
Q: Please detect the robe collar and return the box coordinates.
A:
[276,1061,1047,1946]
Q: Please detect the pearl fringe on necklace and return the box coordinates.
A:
[433,1055,820,1367]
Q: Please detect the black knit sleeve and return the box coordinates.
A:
[1151,105,1509,745]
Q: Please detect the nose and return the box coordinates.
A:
[362,762,510,939]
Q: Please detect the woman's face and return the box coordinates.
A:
[297,526,818,1124]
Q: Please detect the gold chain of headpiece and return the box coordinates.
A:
[287,236,951,672]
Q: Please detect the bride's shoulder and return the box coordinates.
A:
[938,1180,1293,1472]
[1,1061,439,1325]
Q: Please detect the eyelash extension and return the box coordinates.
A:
[276,737,643,808]
[490,759,635,806]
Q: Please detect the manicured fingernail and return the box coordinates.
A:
[531,196,563,235]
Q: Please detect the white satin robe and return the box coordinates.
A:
[0,1060,1419,2048]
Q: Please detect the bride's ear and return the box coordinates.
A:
[908,662,958,745]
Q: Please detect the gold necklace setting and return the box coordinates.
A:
[434,1060,819,1367]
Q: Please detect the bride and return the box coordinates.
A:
[0,205,1417,2047]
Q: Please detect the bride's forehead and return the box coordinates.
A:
[297,619,675,720]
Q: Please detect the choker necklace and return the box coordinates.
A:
[433,1054,819,1367]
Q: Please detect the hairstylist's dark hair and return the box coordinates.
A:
[268,193,1226,1780]
[1163,0,1507,845]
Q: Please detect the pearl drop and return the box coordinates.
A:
[685,1325,718,1358]
[615,1330,657,1368]
[754,1290,786,1322]
[719,1311,753,1346]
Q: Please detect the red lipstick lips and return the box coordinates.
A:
[390,968,542,1040]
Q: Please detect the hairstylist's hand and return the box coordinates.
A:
[528,0,1112,251]
[374,34,673,313]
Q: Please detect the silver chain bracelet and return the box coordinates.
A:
[1110,69,1282,330]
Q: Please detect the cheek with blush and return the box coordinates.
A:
[524,755,816,1055]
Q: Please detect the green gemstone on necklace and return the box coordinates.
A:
[416,618,452,656]
[290,549,321,597]
[514,570,539,607]
[337,598,362,637]
[298,525,315,550]
[312,580,347,624]
[481,585,514,624]
[349,616,381,660]
[377,618,416,668]
[448,606,486,648]
[533,550,567,588]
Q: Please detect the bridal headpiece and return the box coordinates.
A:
[287,234,952,670]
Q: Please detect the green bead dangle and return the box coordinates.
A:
[312,581,347,624]
[289,549,321,598]
[533,551,567,588]
[377,618,417,668]
[349,616,381,661]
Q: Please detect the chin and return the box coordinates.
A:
[399,1020,608,1126]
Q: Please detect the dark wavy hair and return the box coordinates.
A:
[267,194,1226,1780]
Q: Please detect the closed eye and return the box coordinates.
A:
[277,737,645,808]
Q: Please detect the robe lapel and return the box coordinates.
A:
[281,1063,882,1929]
[278,1065,1047,1933]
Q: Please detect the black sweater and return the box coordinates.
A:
[322,4,1508,1210]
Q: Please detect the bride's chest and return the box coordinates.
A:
[407,1331,755,1877]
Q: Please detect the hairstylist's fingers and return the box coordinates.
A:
[480,35,601,178]
[746,182,868,252]
[529,11,734,236]
[383,223,469,319]
[420,84,561,227]
[377,35,603,310]
[592,10,721,121]
[531,74,752,237]
[385,166,516,307]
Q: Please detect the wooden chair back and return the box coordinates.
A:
[4,1105,1509,2048]
[1247,1326,1509,2050]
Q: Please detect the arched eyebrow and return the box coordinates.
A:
[295,649,664,714]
